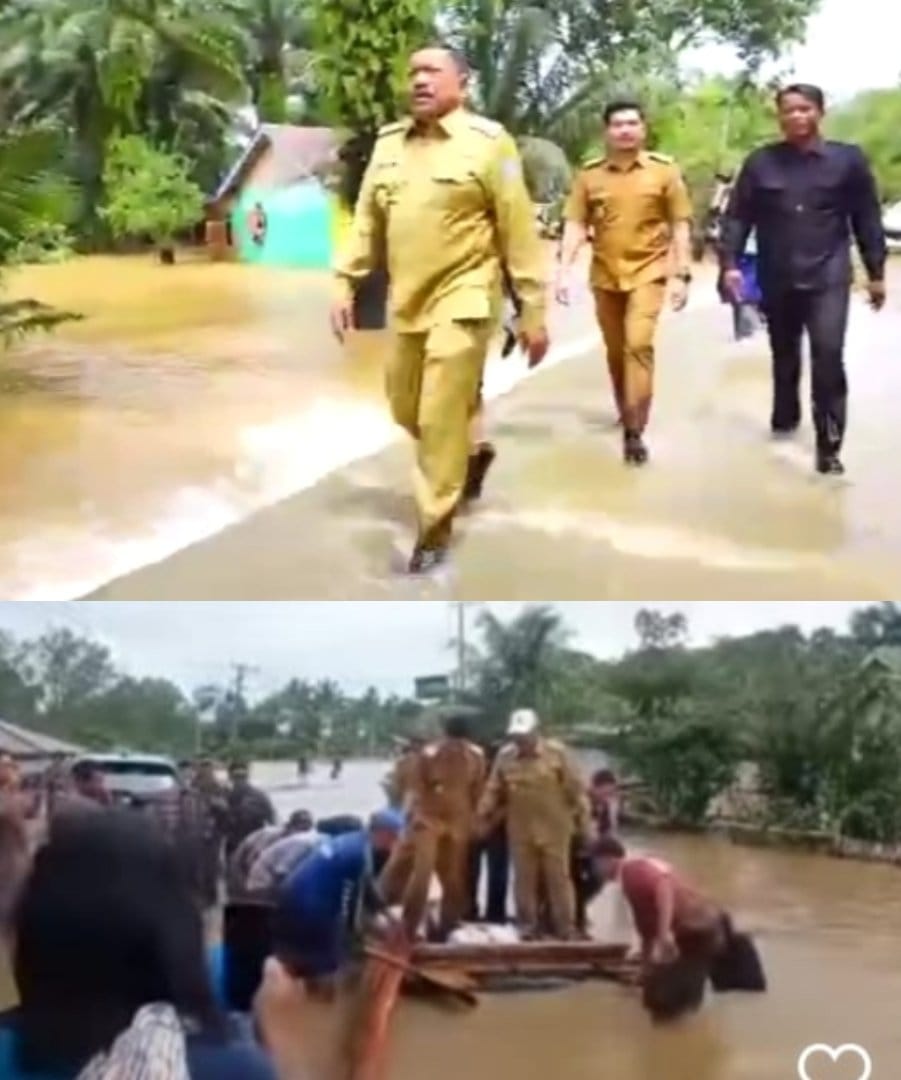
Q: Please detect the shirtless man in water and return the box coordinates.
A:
[591,835,725,969]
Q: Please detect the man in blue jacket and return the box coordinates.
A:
[274,809,403,988]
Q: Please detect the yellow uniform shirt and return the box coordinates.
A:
[565,151,693,290]
[334,108,547,334]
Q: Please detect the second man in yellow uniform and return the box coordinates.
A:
[331,45,549,573]
[478,708,590,940]
[556,99,693,465]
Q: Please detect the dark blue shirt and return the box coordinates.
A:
[281,829,370,926]
[720,139,886,293]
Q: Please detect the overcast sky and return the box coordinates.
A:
[0,602,877,699]
[690,0,899,99]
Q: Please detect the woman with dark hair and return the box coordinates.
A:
[0,810,277,1079]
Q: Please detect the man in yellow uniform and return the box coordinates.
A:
[379,710,486,939]
[478,708,590,940]
[330,44,549,574]
[556,98,693,466]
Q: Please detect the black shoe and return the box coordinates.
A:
[623,431,648,466]
[407,542,448,575]
[816,450,844,476]
[463,443,497,502]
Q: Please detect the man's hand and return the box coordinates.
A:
[670,277,690,312]
[253,956,307,1055]
[518,326,550,368]
[722,268,744,304]
[866,279,886,311]
[554,269,572,306]
[329,297,355,343]
[651,933,678,965]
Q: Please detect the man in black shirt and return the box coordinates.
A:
[720,84,886,475]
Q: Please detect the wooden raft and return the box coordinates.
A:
[347,940,637,1078]
[411,940,635,982]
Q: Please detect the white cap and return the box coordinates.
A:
[508,708,539,736]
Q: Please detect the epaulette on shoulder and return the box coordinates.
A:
[581,156,604,170]
[646,151,674,164]
[467,114,504,138]
[377,120,406,138]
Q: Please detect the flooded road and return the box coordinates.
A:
[4,255,901,599]
[265,760,901,1080]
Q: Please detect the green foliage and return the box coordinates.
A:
[309,0,432,134]
[517,136,572,202]
[8,221,76,265]
[101,134,204,250]
[0,127,81,342]
[828,89,901,202]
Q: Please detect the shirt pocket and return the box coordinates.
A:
[429,166,483,217]
[371,162,402,210]
[756,180,789,212]
[586,192,608,226]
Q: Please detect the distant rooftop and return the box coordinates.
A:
[0,718,83,758]
[212,123,339,203]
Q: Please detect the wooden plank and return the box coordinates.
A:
[412,940,630,967]
[346,946,406,1080]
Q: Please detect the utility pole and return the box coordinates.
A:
[228,662,258,745]
[456,602,466,699]
[452,602,481,700]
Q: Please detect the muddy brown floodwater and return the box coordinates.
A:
[265,762,901,1080]
[2,760,899,1077]
[0,254,394,598]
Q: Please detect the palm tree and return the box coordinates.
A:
[0,127,81,343]
[0,0,247,237]
[469,605,570,734]
[220,0,315,122]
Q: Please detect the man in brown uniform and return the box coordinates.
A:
[379,710,486,939]
[478,709,590,939]
[556,99,693,465]
[331,44,549,574]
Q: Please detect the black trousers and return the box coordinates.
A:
[466,827,510,923]
[762,285,851,450]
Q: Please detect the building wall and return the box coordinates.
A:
[230,144,338,270]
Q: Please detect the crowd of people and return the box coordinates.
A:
[0,707,766,1077]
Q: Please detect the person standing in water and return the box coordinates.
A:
[720,83,886,475]
[331,44,549,574]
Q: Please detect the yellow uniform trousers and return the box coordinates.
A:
[387,319,493,546]
[378,819,471,937]
[593,280,667,433]
[509,832,576,938]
